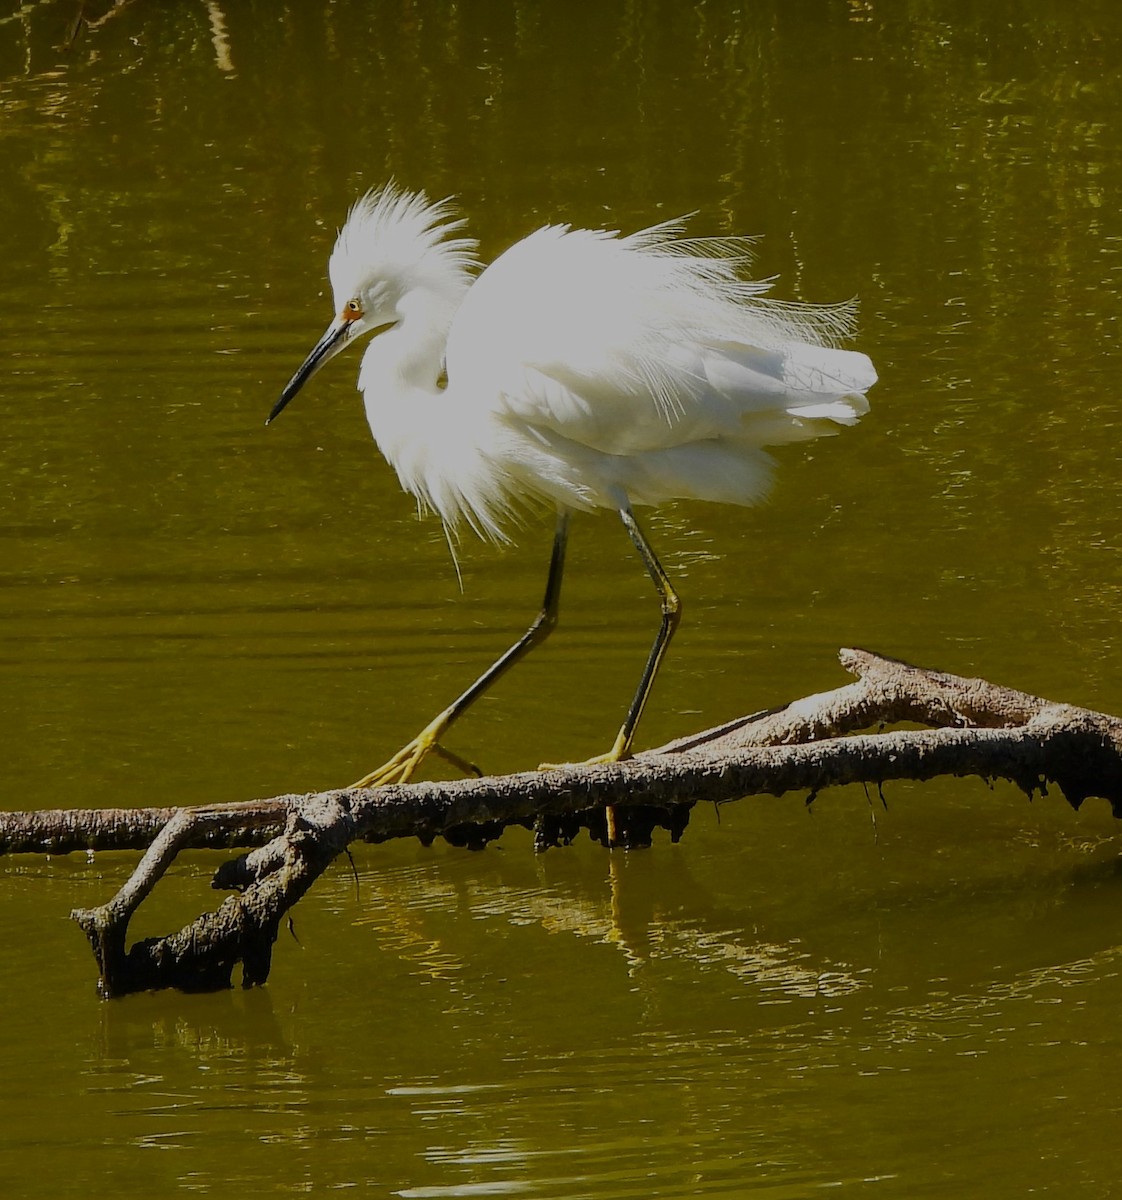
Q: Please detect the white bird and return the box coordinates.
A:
[269,184,876,844]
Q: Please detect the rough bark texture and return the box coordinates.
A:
[0,800,287,856]
[5,649,1120,997]
[72,798,355,996]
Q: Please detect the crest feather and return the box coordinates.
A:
[328,182,480,303]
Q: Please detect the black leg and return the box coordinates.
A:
[351,511,571,787]
[609,505,682,759]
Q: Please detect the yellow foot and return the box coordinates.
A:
[542,720,638,777]
[537,751,627,772]
[537,733,631,774]
[350,738,432,788]
[349,709,481,789]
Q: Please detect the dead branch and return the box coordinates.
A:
[5,649,1120,997]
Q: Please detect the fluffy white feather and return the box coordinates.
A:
[307,184,876,539]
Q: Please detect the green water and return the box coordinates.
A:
[4,0,1122,1194]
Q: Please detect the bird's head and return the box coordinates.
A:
[267,183,478,425]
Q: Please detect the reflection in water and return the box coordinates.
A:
[95,985,295,1078]
[19,824,1122,1198]
[350,848,864,1001]
[886,945,1116,1050]
[204,2,234,76]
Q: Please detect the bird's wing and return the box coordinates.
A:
[444,221,874,457]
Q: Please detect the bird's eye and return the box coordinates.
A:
[347,300,360,313]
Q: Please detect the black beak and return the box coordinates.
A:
[267,316,351,425]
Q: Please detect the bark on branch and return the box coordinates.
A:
[5,649,1119,997]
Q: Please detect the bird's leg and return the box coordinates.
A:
[604,506,682,761]
[540,506,681,847]
[350,512,570,789]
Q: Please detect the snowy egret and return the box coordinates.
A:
[269,184,876,842]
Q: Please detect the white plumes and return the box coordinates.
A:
[323,185,875,540]
[329,183,480,312]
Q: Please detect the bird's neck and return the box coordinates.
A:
[354,273,510,536]
[358,283,460,398]
[357,282,469,517]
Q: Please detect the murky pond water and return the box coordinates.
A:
[3,2,1122,1195]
